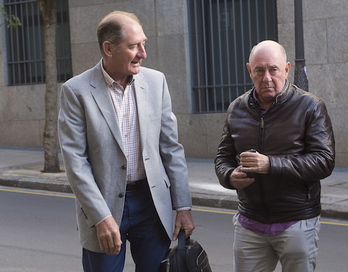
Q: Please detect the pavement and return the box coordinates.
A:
[1,147,348,220]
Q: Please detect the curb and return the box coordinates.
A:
[0,175,72,194]
[1,175,348,221]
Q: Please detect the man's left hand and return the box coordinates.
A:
[172,210,195,241]
[240,150,270,174]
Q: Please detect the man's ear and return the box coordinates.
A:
[246,63,252,77]
[102,41,113,57]
[285,61,291,77]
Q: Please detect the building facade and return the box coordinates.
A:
[0,0,347,166]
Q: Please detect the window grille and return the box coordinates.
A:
[4,0,72,85]
[188,0,278,113]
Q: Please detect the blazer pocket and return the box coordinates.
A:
[163,178,170,188]
[161,166,171,188]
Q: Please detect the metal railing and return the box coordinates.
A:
[188,0,278,113]
[4,0,72,85]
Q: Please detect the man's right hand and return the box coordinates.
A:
[95,216,122,255]
[229,166,255,189]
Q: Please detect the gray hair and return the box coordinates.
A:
[97,11,141,53]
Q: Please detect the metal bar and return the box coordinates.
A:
[201,0,209,113]
[255,0,260,42]
[238,0,246,97]
[216,1,224,111]
[223,0,232,104]
[247,0,252,46]
[27,2,34,83]
[263,0,268,37]
[18,3,24,83]
[294,0,308,91]
[6,2,16,84]
[208,0,216,112]
[232,0,238,100]
[29,2,38,83]
[37,3,44,82]
[193,0,202,113]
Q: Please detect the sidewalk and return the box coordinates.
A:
[1,147,348,220]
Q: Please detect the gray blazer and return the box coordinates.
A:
[58,61,192,252]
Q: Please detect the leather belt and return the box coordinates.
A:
[126,178,148,192]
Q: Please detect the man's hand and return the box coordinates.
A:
[240,150,270,175]
[95,216,122,255]
[229,166,255,189]
[172,210,195,241]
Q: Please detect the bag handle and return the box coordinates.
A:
[177,229,186,250]
[176,229,189,271]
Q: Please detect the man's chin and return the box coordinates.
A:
[129,66,141,75]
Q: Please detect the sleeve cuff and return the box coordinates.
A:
[95,215,112,226]
[176,207,192,211]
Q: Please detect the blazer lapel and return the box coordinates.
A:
[89,63,125,154]
[134,73,148,150]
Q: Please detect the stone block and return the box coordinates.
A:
[141,38,158,70]
[304,20,327,65]
[0,120,42,147]
[17,85,45,121]
[277,0,294,24]
[177,114,208,158]
[277,22,295,64]
[327,16,348,63]
[71,43,100,76]
[0,87,18,121]
[157,33,187,76]
[206,113,226,157]
[156,0,187,36]
[304,0,348,20]
[69,4,125,45]
[313,63,348,105]
[165,74,190,115]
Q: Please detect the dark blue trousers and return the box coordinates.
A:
[82,185,171,272]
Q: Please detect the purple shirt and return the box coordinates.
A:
[238,214,298,236]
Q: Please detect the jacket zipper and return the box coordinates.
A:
[259,116,268,220]
[259,117,265,152]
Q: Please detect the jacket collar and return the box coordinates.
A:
[273,80,291,105]
[250,79,292,107]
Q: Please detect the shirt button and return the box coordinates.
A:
[118,193,124,198]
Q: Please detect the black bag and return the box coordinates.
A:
[159,230,212,272]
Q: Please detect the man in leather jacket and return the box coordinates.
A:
[215,40,335,272]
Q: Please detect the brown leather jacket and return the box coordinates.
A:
[215,81,335,223]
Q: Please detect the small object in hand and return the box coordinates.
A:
[244,149,256,178]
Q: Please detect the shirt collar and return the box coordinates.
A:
[100,60,134,88]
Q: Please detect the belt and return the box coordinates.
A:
[126,178,148,192]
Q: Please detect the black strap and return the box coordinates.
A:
[176,229,188,271]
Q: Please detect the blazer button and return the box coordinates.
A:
[121,164,127,170]
[118,193,124,198]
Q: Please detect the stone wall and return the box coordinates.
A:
[0,0,347,166]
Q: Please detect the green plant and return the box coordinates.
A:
[0,6,21,28]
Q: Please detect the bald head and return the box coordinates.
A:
[249,40,287,64]
[97,11,142,53]
[246,40,291,109]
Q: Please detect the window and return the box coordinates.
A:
[188,0,278,113]
[4,0,72,85]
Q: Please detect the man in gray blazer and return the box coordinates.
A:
[58,10,195,272]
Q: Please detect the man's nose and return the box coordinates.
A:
[138,44,147,59]
[263,70,272,81]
